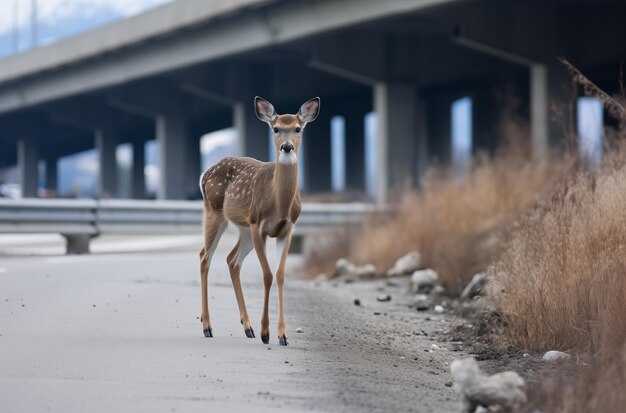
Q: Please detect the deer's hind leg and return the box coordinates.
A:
[227,226,255,338]
[199,210,227,337]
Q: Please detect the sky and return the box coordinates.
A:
[0,0,172,56]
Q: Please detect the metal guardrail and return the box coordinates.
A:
[0,198,382,253]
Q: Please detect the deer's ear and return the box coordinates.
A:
[255,96,277,123]
[298,97,320,125]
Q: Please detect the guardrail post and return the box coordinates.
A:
[17,135,40,198]
[62,234,92,255]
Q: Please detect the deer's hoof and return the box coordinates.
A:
[261,335,270,344]
[279,336,288,346]
[203,329,213,338]
[245,328,255,338]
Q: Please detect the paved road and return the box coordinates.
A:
[0,233,461,413]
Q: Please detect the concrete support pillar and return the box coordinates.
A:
[186,134,202,199]
[531,64,549,159]
[95,127,118,198]
[415,98,429,184]
[304,111,332,193]
[156,110,190,200]
[373,83,419,204]
[427,95,453,167]
[17,135,39,198]
[472,90,497,156]
[547,62,574,150]
[344,111,366,192]
[45,157,58,193]
[233,102,268,161]
[132,140,146,199]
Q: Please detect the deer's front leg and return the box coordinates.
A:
[251,224,272,344]
[276,232,292,346]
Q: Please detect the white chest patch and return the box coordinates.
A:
[278,152,298,165]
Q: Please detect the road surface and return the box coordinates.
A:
[0,232,462,412]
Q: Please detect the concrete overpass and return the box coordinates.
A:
[1,0,625,202]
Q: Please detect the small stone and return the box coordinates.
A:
[355,264,377,278]
[411,293,431,311]
[314,273,327,281]
[295,327,304,333]
[376,294,391,302]
[334,258,355,277]
[450,357,526,411]
[431,344,440,350]
[434,305,444,313]
[522,353,530,358]
[353,299,361,306]
[542,351,571,362]
[387,251,421,277]
[460,272,488,301]
[411,269,439,293]
[445,381,453,387]
[333,258,377,278]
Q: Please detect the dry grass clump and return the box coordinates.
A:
[492,142,626,353]
[304,146,570,292]
[536,343,626,413]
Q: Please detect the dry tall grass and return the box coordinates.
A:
[304,147,571,292]
[492,142,626,353]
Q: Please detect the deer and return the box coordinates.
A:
[198,96,320,346]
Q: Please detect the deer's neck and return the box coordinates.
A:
[272,162,299,217]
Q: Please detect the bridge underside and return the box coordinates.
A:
[0,0,625,202]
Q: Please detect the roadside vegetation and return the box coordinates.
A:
[304,129,572,293]
[304,61,626,411]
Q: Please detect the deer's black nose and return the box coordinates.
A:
[281,143,294,153]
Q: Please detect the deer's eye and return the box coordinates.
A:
[273,127,279,134]
[295,127,301,134]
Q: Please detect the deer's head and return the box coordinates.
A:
[255,96,320,165]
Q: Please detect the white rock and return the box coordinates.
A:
[542,351,571,362]
[411,269,439,293]
[354,264,377,278]
[434,305,445,313]
[522,353,530,358]
[314,273,328,281]
[450,357,526,413]
[376,294,391,302]
[460,272,488,301]
[335,258,355,275]
[295,327,304,333]
[334,258,377,278]
[431,344,440,350]
[386,251,421,277]
[412,294,430,311]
